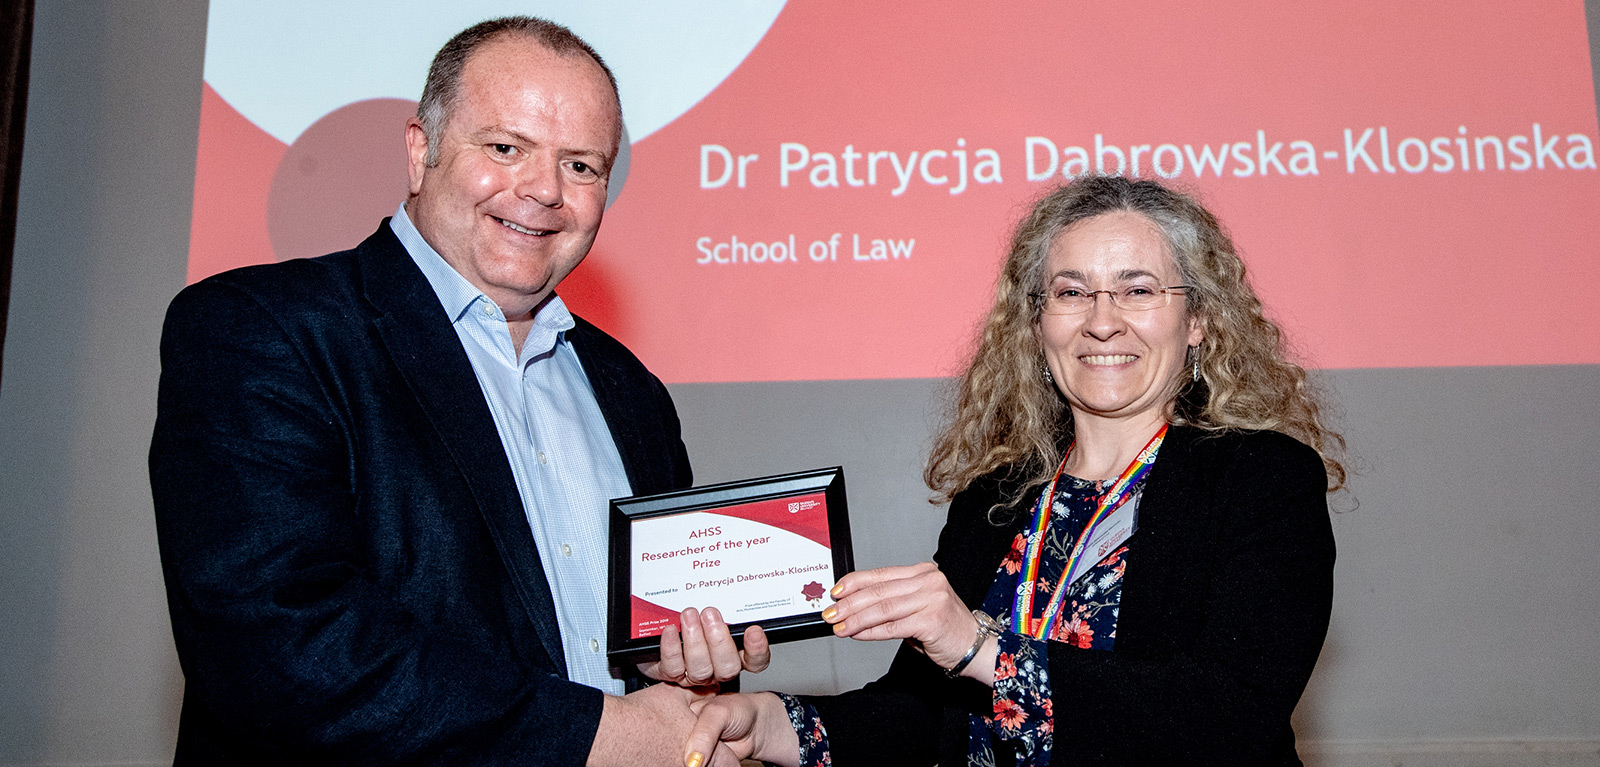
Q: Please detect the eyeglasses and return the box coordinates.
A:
[1031,284,1192,315]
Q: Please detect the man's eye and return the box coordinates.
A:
[570,161,595,176]
[492,144,515,155]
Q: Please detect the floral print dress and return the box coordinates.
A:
[782,474,1138,767]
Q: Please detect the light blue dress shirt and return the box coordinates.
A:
[391,205,632,695]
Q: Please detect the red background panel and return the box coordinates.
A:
[191,1,1600,380]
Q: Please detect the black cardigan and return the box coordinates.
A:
[806,426,1334,766]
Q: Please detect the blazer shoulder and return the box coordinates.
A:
[199,246,361,297]
[167,222,428,348]
[168,253,366,332]
[169,221,408,321]
[1170,427,1331,538]
[942,468,1034,544]
[1183,427,1323,480]
[946,469,1012,521]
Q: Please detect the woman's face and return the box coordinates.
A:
[1036,211,1204,430]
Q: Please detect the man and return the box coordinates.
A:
[151,17,762,765]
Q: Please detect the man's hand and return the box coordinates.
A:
[587,683,716,767]
[638,607,770,687]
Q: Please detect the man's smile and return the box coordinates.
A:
[493,216,554,236]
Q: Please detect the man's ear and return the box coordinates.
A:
[404,118,430,197]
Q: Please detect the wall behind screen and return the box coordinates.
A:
[0,3,1597,766]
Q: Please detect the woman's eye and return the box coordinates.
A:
[1054,286,1086,298]
[1124,285,1157,297]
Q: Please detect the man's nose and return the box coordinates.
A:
[515,157,563,207]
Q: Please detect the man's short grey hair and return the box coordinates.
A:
[416,16,621,166]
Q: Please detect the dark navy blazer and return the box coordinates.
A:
[150,222,692,765]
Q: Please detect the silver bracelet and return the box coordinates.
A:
[945,609,1002,678]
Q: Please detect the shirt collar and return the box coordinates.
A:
[391,203,484,323]
[389,204,576,350]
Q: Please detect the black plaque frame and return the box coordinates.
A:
[607,467,852,663]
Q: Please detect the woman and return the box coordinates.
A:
[685,176,1344,767]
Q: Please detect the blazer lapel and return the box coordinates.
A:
[1116,425,1215,649]
[355,223,569,676]
[567,318,679,496]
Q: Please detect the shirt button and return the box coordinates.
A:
[481,303,494,316]
[537,451,548,465]
[590,638,600,653]
[561,543,572,557]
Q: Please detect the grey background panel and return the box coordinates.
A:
[0,1,201,763]
[1,1,1598,764]
[1302,366,1600,741]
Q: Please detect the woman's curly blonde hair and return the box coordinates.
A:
[925,175,1346,505]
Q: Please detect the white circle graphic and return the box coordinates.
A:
[203,0,787,146]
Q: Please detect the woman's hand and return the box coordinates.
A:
[638,607,770,687]
[683,691,797,767]
[824,562,994,681]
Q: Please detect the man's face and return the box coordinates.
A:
[405,36,621,315]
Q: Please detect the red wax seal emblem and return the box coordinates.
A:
[801,581,826,607]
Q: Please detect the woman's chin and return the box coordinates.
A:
[1067,396,1168,424]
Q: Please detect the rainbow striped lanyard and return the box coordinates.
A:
[1011,423,1168,640]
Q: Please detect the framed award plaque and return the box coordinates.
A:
[606,467,853,662]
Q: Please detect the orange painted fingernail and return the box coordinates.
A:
[686,752,705,767]
[820,606,838,621]
[830,582,844,597]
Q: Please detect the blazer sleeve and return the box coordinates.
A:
[150,279,604,766]
[1042,432,1335,765]
[801,480,1013,767]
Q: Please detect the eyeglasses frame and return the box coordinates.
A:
[1030,285,1193,315]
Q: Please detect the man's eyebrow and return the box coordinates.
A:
[473,125,537,145]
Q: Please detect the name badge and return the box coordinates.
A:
[1061,494,1139,590]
